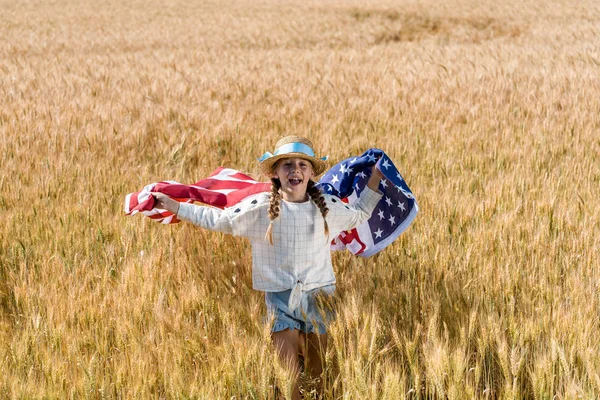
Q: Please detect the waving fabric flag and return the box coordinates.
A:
[124,168,270,224]
[124,149,418,256]
[319,149,418,257]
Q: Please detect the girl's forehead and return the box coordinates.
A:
[279,157,311,165]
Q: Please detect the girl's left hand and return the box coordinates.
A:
[367,165,384,192]
[371,165,384,180]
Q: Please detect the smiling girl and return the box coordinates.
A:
[152,136,383,398]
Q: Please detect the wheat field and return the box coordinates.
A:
[1,0,599,398]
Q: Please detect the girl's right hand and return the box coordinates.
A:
[150,192,180,214]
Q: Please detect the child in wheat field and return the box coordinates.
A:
[152,136,383,399]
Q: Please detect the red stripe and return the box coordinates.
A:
[228,171,258,181]
[129,193,156,213]
[127,169,270,222]
[152,177,269,209]
[128,193,139,213]
[196,179,257,191]
[222,183,270,206]
[148,212,172,220]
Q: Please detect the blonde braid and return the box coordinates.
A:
[265,178,282,245]
[307,180,330,238]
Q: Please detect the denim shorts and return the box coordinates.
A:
[265,285,336,334]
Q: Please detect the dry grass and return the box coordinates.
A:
[1,0,599,398]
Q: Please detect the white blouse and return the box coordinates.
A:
[177,186,382,310]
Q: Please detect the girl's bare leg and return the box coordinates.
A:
[305,332,328,395]
[272,328,301,400]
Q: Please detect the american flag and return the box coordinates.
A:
[319,149,418,256]
[123,168,270,224]
[124,149,418,256]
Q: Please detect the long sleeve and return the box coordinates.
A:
[176,203,234,234]
[326,186,383,236]
[176,193,270,239]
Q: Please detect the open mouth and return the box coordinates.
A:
[288,177,303,186]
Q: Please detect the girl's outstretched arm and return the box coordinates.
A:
[325,166,384,236]
[150,192,233,234]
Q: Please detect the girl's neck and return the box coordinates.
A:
[281,192,309,203]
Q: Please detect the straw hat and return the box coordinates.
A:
[258,136,328,176]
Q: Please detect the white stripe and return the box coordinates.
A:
[185,185,252,195]
[161,214,175,224]
[210,188,241,195]
[212,169,240,179]
[212,169,260,182]
[203,176,260,184]
[203,174,260,184]
[124,193,132,213]
[188,178,259,189]
[141,209,162,216]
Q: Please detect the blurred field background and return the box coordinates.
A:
[1,0,599,398]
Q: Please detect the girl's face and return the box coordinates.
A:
[272,157,315,203]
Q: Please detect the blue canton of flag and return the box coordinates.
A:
[318,149,418,257]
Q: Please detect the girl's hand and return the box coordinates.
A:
[370,165,384,180]
[150,192,180,214]
[366,165,384,193]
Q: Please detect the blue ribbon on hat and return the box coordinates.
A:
[259,142,328,162]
